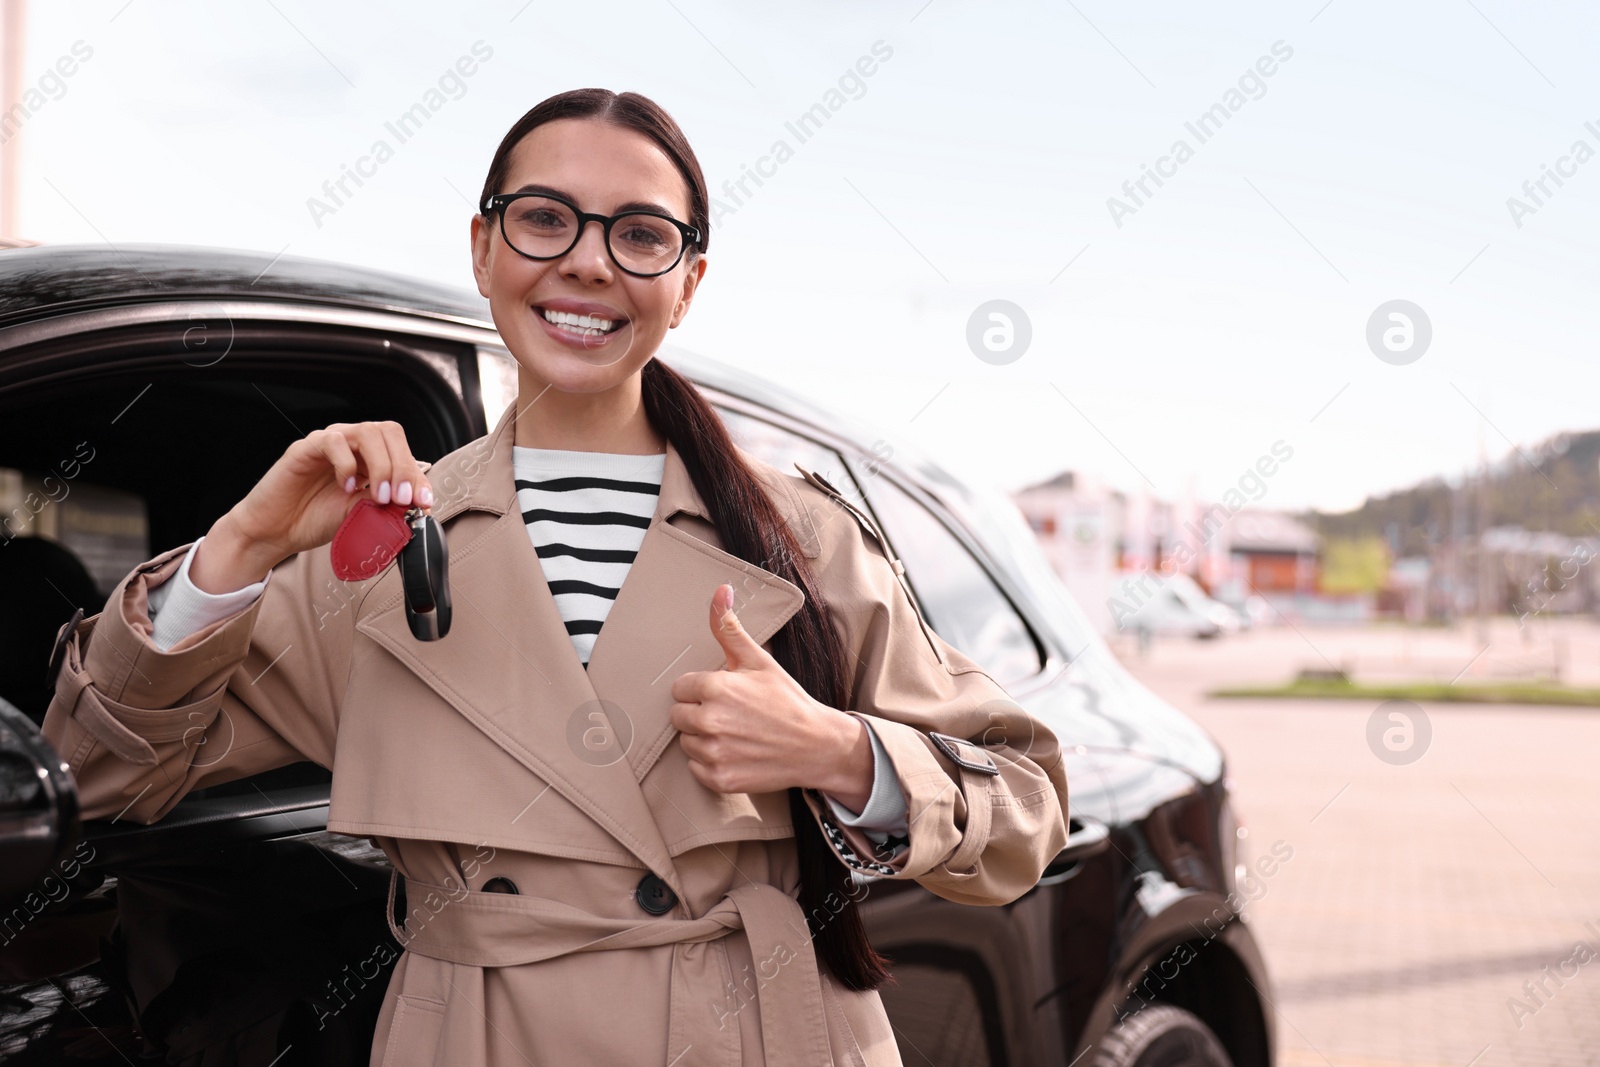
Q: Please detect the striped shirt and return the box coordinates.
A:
[511,445,666,668]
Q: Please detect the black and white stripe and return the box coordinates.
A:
[512,446,664,667]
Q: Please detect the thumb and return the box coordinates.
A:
[709,584,769,670]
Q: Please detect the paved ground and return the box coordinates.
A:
[1118,619,1600,1067]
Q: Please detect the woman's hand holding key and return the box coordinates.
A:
[189,421,434,595]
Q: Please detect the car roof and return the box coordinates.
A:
[0,241,491,326]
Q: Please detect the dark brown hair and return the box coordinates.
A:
[479,89,892,991]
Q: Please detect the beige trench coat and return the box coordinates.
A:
[42,397,1071,1067]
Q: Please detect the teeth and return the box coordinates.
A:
[541,307,618,333]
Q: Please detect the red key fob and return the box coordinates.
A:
[331,498,413,581]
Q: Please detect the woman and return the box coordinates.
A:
[42,89,1070,1066]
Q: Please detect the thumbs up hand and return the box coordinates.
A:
[706,581,777,671]
[669,584,874,803]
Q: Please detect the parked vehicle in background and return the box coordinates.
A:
[0,244,1273,1066]
[1111,570,1244,639]
[1214,593,1273,630]
[1199,586,1252,634]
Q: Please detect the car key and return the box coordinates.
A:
[397,505,451,640]
[330,498,452,640]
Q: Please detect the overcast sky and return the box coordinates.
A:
[11,0,1598,514]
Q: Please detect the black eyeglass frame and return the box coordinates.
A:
[481,191,703,278]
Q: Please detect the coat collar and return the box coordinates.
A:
[428,391,711,528]
[351,394,806,893]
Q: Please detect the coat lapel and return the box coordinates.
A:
[353,395,806,886]
[583,453,806,783]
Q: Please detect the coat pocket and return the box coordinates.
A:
[378,994,447,1067]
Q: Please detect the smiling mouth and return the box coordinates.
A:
[536,306,628,338]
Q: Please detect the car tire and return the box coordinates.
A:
[1091,1004,1232,1067]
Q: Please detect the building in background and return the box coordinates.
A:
[1016,471,1334,634]
[1216,509,1319,595]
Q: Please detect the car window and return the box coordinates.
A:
[948,476,1101,661]
[864,476,1041,686]
[1,463,150,598]
[719,407,862,496]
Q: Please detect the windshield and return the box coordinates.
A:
[936,475,1104,663]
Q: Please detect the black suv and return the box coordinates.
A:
[0,244,1274,1066]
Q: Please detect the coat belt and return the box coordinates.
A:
[385,870,835,1066]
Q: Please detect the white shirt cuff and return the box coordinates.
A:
[147,534,268,652]
[824,718,909,836]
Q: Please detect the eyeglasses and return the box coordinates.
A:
[481,192,702,278]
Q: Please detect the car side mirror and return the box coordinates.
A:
[0,696,81,908]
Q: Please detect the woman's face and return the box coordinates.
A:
[470,117,706,394]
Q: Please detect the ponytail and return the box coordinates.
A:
[641,358,893,992]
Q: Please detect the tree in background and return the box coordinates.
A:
[1318,536,1390,595]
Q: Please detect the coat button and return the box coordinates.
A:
[634,873,677,915]
[482,877,519,894]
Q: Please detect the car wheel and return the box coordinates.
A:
[1091,1004,1232,1067]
